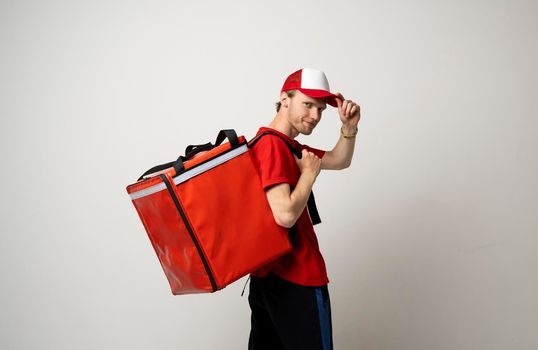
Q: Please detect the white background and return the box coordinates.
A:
[1,0,537,349]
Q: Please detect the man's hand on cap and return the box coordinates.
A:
[335,92,360,130]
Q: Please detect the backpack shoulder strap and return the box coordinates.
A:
[248,131,301,158]
[248,131,322,226]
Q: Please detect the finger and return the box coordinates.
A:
[342,100,350,117]
[354,102,361,115]
[335,94,344,108]
[346,102,354,117]
[350,105,358,117]
[342,99,348,113]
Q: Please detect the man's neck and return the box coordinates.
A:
[268,112,299,139]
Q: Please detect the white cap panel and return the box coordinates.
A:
[300,68,331,90]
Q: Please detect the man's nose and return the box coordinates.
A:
[311,109,322,121]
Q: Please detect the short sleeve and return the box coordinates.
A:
[300,144,326,159]
[250,135,299,190]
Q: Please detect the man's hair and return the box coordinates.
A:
[275,90,297,112]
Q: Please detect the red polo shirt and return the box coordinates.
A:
[250,127,329,286]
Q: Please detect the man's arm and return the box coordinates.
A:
[321,93,361,170]
[321,127,357,170]
[266,149,321,228]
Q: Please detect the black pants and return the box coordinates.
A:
[248,274,333,350]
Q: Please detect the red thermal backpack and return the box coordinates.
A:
[126,129,320,295]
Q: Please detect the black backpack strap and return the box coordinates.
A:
[138,129,240,181]
[306,191,321,226]
[249,131,322,225]
[249,131,302,158]
[137,155,186,181]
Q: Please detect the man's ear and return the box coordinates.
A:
[280,91,290,108]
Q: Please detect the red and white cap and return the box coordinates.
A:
[281,68,338,107]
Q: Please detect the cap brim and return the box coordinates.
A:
[298,88,339,107]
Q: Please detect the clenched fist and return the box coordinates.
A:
[296,149,322,179]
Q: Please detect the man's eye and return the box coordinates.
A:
[304,102,312,107]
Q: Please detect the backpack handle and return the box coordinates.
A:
[138,129,240,181]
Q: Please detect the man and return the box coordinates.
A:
[248,68,361,350]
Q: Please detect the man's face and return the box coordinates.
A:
[285,91,327,135]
